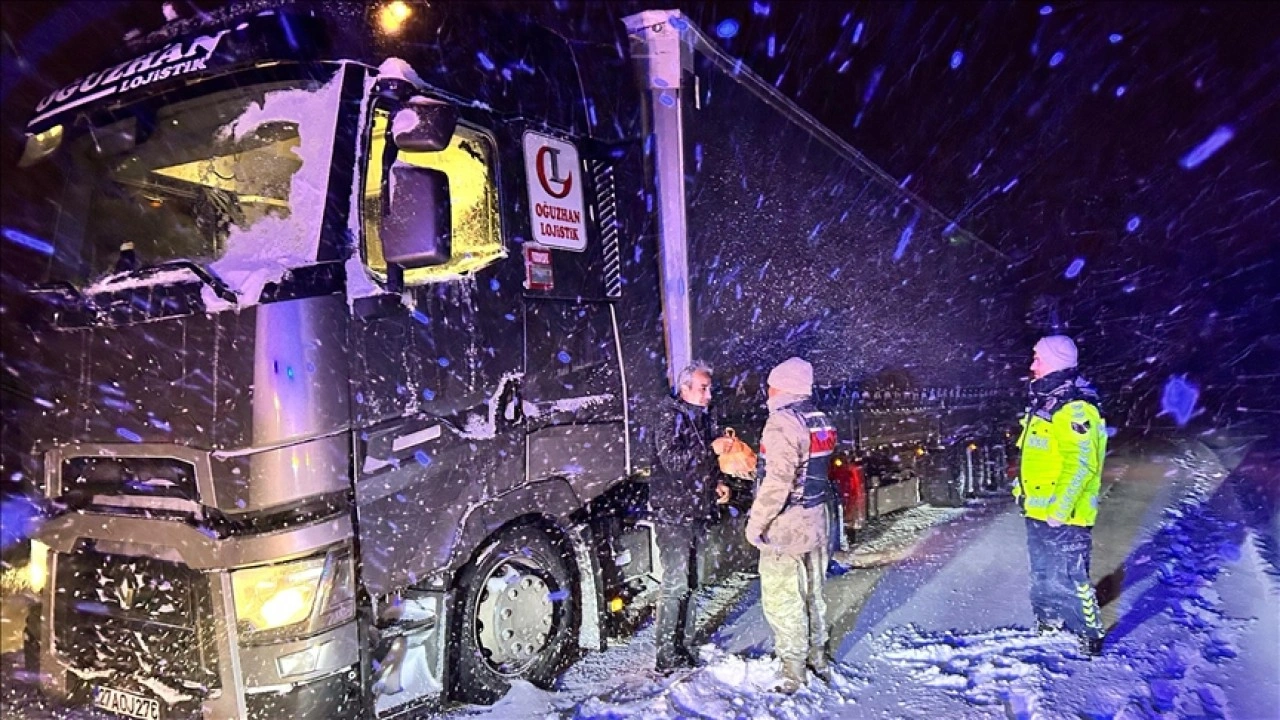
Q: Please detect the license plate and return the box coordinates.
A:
[94,686,161,720]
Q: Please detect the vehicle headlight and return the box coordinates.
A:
[232,546,355,642]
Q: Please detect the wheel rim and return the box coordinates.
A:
[473,557,557,676]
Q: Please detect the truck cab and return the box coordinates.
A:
[10,4,671,717]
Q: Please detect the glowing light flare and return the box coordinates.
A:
[1180,126,1235,170]
[232,558,325,633]
[2,227,54,256]
[378,1,413,35]
[260,587,310,628]
[1160,375,1200,427]
[1064,258,1086,279]
[18,124,63,167]
[27,540,50,594]
[715,18,740,38]
[116,427,143,443]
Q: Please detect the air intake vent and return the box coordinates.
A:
[590,158,623,299]
[61,456,199,503]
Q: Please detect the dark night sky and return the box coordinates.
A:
[2,0,1278,429]
[675,1,1280,428]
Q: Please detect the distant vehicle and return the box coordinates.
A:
[4,2,1018,717]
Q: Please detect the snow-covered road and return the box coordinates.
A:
[3,433,1276,719]
[445,434,1279,720]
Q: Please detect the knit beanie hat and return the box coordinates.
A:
[767,357,814,396]
[1034,335,1079,374]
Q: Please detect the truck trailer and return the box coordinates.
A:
[3,2,1019,718]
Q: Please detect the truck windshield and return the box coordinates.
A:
[14,73,337,287]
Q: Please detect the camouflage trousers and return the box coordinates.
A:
[758,543,829,665]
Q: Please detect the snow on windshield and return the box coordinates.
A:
[204,69,346,308]
[71,71,345,307]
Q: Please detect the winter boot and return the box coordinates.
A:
[1079,634,1104,657]
[655,648,694,674]
[1036,618,1064,635]
[807,650,832,683]
[773,660,807,694]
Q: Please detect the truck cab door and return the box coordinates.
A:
[517,131,630,505]
[348,105,525,595]
[522,299,627,503]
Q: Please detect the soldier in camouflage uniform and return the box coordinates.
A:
[746,357,838,693]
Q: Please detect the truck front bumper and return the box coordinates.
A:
[33,511,364,719]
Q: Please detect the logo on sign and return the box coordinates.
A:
[536,147,573,199]
[523,132,587,252]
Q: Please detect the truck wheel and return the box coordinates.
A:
[449,525,578,704]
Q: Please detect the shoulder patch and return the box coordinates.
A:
[1070,420,1091,434]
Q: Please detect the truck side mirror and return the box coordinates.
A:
[391,100,458,152]
[381,163,451,275]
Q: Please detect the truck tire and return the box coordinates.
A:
[449,524,578,704]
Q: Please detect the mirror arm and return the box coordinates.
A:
[387,263,405,295]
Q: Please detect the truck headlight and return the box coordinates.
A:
[232,546,355,642]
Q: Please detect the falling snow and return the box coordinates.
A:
[0,1,1276,718]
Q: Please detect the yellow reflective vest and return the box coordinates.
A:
[1015,399,1107,526]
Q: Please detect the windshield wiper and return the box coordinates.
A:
[29,281,84,301]
[152,258,240,301]
[139,260,238,304]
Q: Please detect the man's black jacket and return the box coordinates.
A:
[650,395,720,525]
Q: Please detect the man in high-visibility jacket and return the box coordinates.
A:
[1014,335,1108,656]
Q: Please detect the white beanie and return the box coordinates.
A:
[1034,335,1079,374]
[767,357,813,396]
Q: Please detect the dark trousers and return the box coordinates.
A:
[654,522,700,663]
[1025,517,1104,640]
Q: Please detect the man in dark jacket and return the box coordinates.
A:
[650,360,731,672]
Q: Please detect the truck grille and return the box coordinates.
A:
[54,548,219,691]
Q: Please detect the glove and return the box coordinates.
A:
[715,483,731,505]
[1046,516,1063,528]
